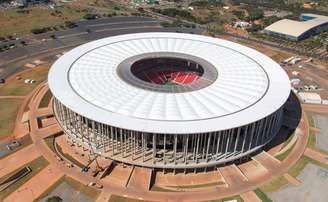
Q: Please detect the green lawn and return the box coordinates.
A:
[0,66,49,96]
[288,156,310,178]
[109,195,147,202]
[254,188,272,202]
[206,195,244,202]
[0,0,132,37]
[44,135,56,153]
[0,7,85,37]
[307,130,316,149]
[0,156,49,201]
[0,99,23,139]
[39,90,53,108]
[275,143,295,161]
[307,113,315,128]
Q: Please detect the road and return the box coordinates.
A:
[0,16,203,79]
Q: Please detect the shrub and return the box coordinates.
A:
[83,13,99,20]
[46,196,63,202]
[31,27,49,34]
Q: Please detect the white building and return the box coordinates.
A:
[298,92,322,104]
[48,33,291,171]
[264,14,328,41]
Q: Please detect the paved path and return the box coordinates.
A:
[302,104,328,114]
[310,127,320,132]
[240,191,261,202]
[304,148,328,164]
[95,190,111,202]
[4,164,64,202]
[238,161,268,181]
[252,151,281,171]
[0,144,40,177]
[0,96,26,99]
[219,165,248,187]
[127,167,152,191]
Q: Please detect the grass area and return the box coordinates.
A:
[38,175,100,201]
[275,145,294,161]
[307,113,315,128]
[289,155,328,177]
[0,99,23,139]
[260,175,289,193]
[206,195,244,202]
[305,114,328,155]
[0,7,84,37]
[0,0,132,37]
[307,130,316,149]
[254,188,272,202]
[44,135,56,153]
[0,156,49,201]
[0,66,49,96]
[288,156,310,178]
[269,51,292,63]
[109,195,148,202]
[38,90,53,108]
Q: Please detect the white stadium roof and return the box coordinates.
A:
[48,32,290,134]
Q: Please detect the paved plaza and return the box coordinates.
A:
[269,164,328,202]
[312,113,328,153]
[38,181,95,202]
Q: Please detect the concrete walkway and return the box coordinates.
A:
[304,148,328,164]
[4,164,64,202]
[0,144,40,178]
[302,104,328,114]
[0,96,26,99]
[240,191,261,202]
[96,190,111,202]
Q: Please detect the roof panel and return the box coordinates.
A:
[48,32,290,134]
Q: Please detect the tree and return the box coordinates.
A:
[46,196,63,202]
[83,13,99,20]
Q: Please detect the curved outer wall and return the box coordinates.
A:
[54,98,284,169]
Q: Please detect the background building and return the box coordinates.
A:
[48,33,291,171]
[264,13,328,41]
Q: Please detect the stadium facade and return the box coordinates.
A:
[49,33,290,170]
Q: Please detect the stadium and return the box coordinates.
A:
[48,32,290,171]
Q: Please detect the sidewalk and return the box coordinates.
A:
[4,164,64,202]
[0,144,40,177]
